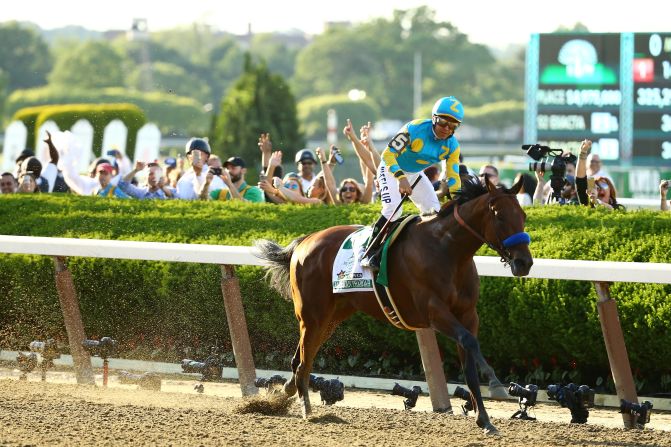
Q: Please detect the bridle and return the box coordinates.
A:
[452,196,530,265]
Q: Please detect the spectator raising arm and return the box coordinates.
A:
[316,147,337,205]
[575,139,592,206]
[344,119,377,175]
[660,180,670,211]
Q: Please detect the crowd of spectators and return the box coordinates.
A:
[0,126,668,212]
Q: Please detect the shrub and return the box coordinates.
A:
[0,196,669,389]
[13,103,146,160]
[7,86,208,135]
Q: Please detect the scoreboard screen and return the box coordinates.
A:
[535,33,621,158]
[633,33,671,161]
[527,32,671,166]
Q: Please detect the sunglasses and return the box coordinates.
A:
[597,181,609,190]
[340,186,357,193]
[433,116,460,130]
[284,182,299,190]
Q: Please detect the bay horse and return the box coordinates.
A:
[255,177,533,435]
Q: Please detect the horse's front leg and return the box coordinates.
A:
[454,326,499,435]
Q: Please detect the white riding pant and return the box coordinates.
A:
[377,161,440,221]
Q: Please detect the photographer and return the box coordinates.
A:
[118,161,174,199]
[660,180,670,211]
[205,156,265,203]
[576,140,623,210]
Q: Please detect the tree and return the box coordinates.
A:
[126,62,212,104]
[211,55,303,166]
[48,41,125,89]
[0,22,52,91]
[292,7,500,121]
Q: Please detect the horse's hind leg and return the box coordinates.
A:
[295,320,327,418]
[283,344,301,397]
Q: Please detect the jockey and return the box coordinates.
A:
[362,96,464,270]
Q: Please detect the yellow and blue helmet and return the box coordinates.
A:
[431,96,464,123]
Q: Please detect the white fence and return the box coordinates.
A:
[1,235,670,427]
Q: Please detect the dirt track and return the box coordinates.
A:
[1,376,670,447]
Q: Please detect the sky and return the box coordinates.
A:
[4,0,670,48]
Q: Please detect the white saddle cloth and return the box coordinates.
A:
[332,226,374,293]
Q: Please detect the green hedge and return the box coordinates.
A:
[13,103,146,161]
[0,195,670,390]
[297,94,381,140]
[6,86,209,135]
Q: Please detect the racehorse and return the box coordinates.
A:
[255,177,533,435]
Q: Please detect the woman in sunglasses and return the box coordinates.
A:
[362,96,464,270]
[337,178,364,204]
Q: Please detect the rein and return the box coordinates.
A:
[452,200,530,265]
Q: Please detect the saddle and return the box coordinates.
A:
[371,215,421,331]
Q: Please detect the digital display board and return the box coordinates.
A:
[633,33,671,161]
[535,34,621,158]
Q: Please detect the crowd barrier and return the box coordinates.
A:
[1,235,670,428]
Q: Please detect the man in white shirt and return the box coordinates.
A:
[175,138,224,200]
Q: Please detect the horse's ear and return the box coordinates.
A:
[485,175,497,193]
[509,175,524,195]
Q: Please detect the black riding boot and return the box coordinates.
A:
[362,215,388,272]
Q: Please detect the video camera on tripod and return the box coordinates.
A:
[508,382,538,420]
[523,144,577,204]
[81,337,118,360]
[391,383,422,410]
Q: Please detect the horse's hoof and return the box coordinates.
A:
[488,384,509,400]
[283,381,297,397]
[482,423,500,436]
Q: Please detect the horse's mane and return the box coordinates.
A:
[437,177,514,218]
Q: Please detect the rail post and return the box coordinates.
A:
[594,281,638,428]
[53,256,95,385]
[220,265,257,396]
[416,329,452,412]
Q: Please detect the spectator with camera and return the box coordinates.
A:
[660,180,670,211]
[576,139,623,210]
[205,156,265,203]
[0,172,17,194]
[118,161,174,199]
[175,138,224,200]
[258,150,287,203]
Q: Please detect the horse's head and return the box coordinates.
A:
[481,176,533,277]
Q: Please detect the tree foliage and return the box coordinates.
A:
[211,55,303,165]
[49,41,125,89]
[0,22,52,91]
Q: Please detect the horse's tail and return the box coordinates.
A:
[254,236,306,301]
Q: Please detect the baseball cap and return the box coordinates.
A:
[96,163,114,174]
[295,149,317,164]
[223,156,246,168]
[165,157,177,168]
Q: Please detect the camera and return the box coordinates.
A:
[30,339,61,381]
[210,167,222,176]
[391,383,421,410]
[508,382,538,407]
[453,386,474,415]
[546,383,595,424]
[118,370,162,391]
[82,337,118,359]
[181,348,224,382]
[523,144,577,203]
[619,399,653,427]
[508,382,538,420]
[309,374,344,405]
[254,374,287,390]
